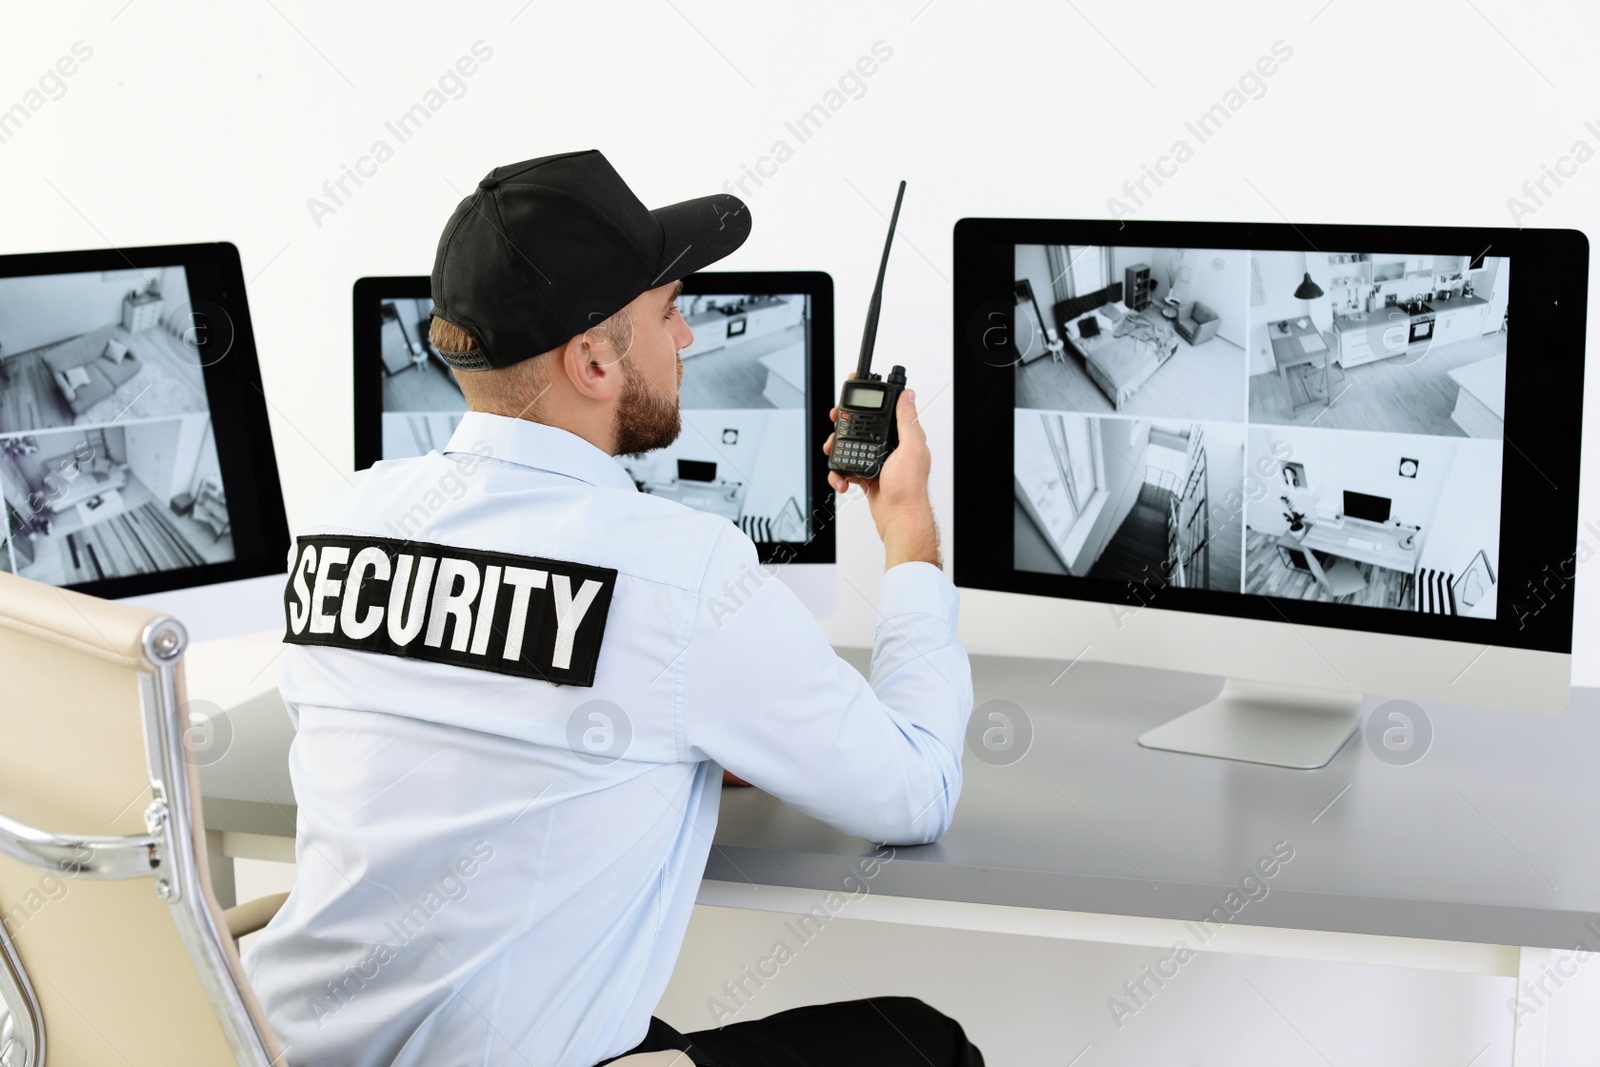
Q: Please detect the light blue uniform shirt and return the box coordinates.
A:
[244,411,973,1067]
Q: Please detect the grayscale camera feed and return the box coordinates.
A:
[1012,246,1507,617]
[379,292,813,543]
[0,267,235,584]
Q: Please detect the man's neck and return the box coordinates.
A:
[467,403,616,456]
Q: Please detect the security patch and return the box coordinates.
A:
[283,535,616,687]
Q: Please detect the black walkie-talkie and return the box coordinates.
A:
[828,180,907,480]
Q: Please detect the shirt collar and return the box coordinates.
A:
[442,411,639,492]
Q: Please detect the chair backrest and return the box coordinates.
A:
[0,571,284,1067]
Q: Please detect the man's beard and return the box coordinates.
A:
[613,354,682,457]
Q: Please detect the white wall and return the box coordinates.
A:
[121,415,210,503]
[1171,248,1248,347]
[0,265,186,354]
[1073,417,1148,575]
[1013,243,1056,343]
[1415,439,1505,598]
[174,414,209,496]
[10,5,1597,682]
[1246,426,1476,542]
[123,416,184,502]
[739,410,806,520]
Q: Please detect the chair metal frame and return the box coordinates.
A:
[1,915,45,1066]
[0,617,281,1067]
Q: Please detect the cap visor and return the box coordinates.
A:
[648,193,751,287]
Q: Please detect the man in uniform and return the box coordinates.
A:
[246,149,981,1067]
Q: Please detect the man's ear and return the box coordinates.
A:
[558,330,623,402]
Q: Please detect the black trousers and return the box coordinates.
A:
[595,996,984,1067]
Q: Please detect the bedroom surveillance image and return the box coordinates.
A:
[1014,409,1246,593]
[1013,244,1248,421]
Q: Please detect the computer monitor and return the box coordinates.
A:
[0,242,290,639]
[953,218,1587,767]
[678,458,717,483]
[352,271,838,616]
[1343,490,1391,524]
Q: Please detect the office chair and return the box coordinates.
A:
[0,572,678,1067]
[0,571,286,1065]
[1299,546,1367,599]
[1276,536,1367,599]
[1316,557,1368,599]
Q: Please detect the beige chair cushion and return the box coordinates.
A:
[0,571,280,1065]
[225,892,290,940]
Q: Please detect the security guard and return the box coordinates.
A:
[245,150,982,1067]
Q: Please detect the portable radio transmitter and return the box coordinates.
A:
[828,180,907,480]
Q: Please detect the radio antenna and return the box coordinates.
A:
[856,180,906,379]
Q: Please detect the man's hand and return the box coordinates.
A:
[824,374,940,570]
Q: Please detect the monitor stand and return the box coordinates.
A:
[1136,679,1361,769]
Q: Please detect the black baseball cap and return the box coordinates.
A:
[429,149,750,370]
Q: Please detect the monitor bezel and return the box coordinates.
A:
[952,217,1587,656]
[353,270,837,566]
[0,241,290,601]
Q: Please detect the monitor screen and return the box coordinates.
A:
[1343,491,1391,524]
[353,271,836,565]
[678,458,717,483]
[0,243,288,599]
[953,219,1587,655]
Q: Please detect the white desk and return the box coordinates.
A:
[644,479,745,522]
[1297,517,1419,573]
[189,635,1592,1065]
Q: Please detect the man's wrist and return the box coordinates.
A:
[882,508,941,570]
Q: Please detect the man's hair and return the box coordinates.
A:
[433,304,634,416]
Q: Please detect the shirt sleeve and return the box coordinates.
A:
[678,522,973,845]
